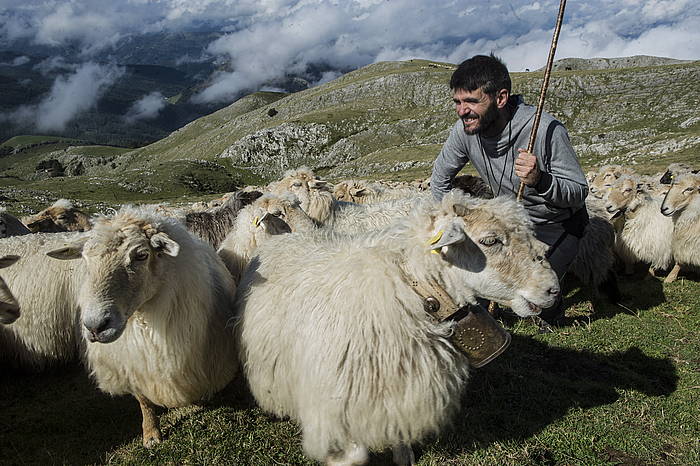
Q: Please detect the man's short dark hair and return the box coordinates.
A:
[450,54,511,95]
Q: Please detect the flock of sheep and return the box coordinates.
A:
[0,161,697,465]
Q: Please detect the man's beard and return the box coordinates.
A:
[462,101,499,135]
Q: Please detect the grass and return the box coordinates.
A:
[1,273,698,465]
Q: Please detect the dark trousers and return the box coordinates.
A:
[534,208,589,323]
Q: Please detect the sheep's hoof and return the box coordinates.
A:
[142,431,162,449]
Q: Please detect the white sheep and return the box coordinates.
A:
[589,165,635,199]
[0,232,85,370]
[660,172,700,282]
[0,255,21,325]
[46,205,238,447]
[605,175,674,276]
[0,207,31,238]
[333,179,417,204]
[235,192,559,465]
[217,192,316,282]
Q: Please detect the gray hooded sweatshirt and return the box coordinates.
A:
[431,95,588,225]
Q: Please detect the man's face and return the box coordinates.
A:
[453,87,499,135]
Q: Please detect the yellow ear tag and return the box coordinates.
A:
[427,230,443,246]
[253,216,260,226]
[430,249,441,255]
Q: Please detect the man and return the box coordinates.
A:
[431,54,589,327]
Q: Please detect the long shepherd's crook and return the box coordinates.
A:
[489,0,567,317]
[516,0,567,202]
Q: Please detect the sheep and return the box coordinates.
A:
[333,179,417,204]
[23,199,92,233]
[217,192,316,282]
[567,199,619,301]
[0,232,85,370]
[268,167,318,213]
[0,255,21,325]
[589,165,635,199]
[46,206,239,447]
[0,208,31,238]
[235,192,559,465]
[659,162,697,185]
[660,172,700,282]
[605,175,674,276]
[184,189,263,248]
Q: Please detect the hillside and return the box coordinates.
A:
[116,58,700,179]
[1,57,699,214]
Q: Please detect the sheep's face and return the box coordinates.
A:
[249,197,303,236]
[428,199,559,317]
[273,177,311,212]
[0,255,20,325]
[47,223,179,343]
[605,177,641,218]
[589,169,619,199]
[333,181,373,203]
[661,174,700,216]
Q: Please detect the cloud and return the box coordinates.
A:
[123,92,167,124]
[0,55,29,66]
[0,62,125,132]
[1,0,698,103]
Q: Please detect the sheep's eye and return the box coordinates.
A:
[479,236,500,247]
[623,188,632,193]
[133,250,149,261]
[683,188,694,194]
[292,182,302,188]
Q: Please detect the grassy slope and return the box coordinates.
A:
[1,276,697,465]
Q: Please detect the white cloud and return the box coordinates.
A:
[124,92,167,124]
[1,62,126,132]
[0,0,698,102]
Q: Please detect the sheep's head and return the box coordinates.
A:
[24,199,92,233]
[661,173,700,217]
[0,255,21,325]
[589,165,631,199]
[419,193,559,317]
[248,193,315,235]
[270,171,313,212]
[605,176,645,218]
[46,208,180,343]
[333,180,376,203]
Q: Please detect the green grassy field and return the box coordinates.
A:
[1,273,697,465]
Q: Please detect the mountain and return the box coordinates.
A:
[1,56,698,215]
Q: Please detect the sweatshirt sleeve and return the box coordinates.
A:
[431,122,470,201]
[533,121,588,208]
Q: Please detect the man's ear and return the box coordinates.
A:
[495,88,510,109]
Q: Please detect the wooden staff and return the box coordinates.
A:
[516,0,568,202]
[490,0,568,317]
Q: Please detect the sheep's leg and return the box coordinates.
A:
[664,263,681,283]
[136,394,162,448]
[392,443,415,465]
[325,443,368,466]
[647,266,657,278]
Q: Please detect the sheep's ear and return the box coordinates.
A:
[0,255,20,268]
[46,239,86,260]
[150,232,180,257]
[260,213,292,235]
[350,187,367,197]
[427,220,467,251]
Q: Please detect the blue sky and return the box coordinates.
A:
[1,0,699,129]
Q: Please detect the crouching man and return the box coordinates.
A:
[431,54,589,327]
